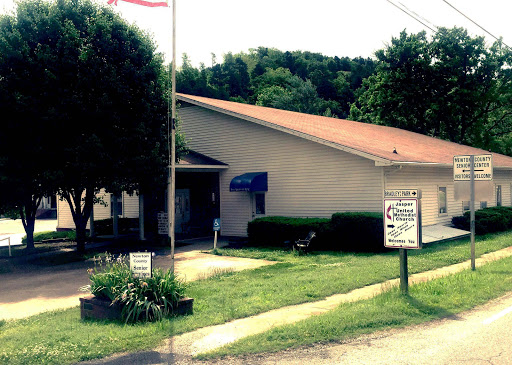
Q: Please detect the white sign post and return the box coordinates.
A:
[454,154,493,271]
[384,189,422,294]
[213,218,221,249]
[130,252,152,279]
[384,191,421,249]
[454,154,493,181]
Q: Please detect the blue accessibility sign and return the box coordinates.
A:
[213,218,221,231]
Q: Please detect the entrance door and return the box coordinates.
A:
[175,189,190,233]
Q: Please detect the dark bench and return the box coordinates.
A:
[293,231,316,252]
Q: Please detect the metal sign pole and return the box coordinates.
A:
[470,155,476,270]
[399,248,408,295]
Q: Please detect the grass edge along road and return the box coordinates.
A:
[202,254,512,359]
[1,232,512,364]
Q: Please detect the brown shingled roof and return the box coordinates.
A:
[177,93,512,169]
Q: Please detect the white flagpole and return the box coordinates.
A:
[167,0,176,272]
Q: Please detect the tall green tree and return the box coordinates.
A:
[0,0,173,253]
[350,27,512,152]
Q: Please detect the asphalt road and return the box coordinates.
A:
[196,291,512,365]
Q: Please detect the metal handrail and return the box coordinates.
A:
[0,236,12,257]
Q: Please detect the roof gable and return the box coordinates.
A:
[177,93,512,169]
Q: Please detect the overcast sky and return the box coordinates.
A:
[1,0,511,67]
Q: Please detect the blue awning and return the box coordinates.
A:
[230,172,268,192]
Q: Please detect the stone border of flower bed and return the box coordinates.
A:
[80,295,194,321]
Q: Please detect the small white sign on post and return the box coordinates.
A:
[384,191,421,249]
[157,211,168,235]
[453,154,493,181]
[130,252,152,279]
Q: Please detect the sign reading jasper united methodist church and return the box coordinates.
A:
[384,190,421,249]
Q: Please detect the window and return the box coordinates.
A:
[462,201,470,211]
[438,187,447,214]
[110,194,123,217]
[496,185,502,206]
[255,193,265,215]
[480,201,487,209]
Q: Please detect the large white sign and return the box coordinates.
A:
[384,197,420,249]
[453,154,493,181]
[130,252,152,279]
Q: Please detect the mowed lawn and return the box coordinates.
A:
[1,231,512,364]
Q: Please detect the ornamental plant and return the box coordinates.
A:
[81,253,187,323]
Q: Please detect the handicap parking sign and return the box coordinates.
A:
[213,218,221,231]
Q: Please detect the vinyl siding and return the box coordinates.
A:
[57,190,139,230]
[179,106,384,236]
[122,192,139,218]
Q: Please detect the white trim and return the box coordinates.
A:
[176,164,229,172]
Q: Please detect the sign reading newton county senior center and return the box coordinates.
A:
[453,154,493,181]
[384,191,420,249]
[130,252,152,279]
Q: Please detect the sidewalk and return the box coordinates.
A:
[82,245,512,364]
[0,239,276,321]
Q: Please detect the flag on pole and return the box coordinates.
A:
[108,0,168,7]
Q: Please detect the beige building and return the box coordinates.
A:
[58,93,512,238]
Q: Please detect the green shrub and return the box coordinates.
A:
[93,218,139,235]
[246,212,385,252]
[451,206,512,234]
[22,230,76,244]
[330,212,385,252]
[247,216,330,247]
[82,253,187,323]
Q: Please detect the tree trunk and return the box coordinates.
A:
[20,196,41,252]
[75,216,87,254]
[21,206,35,251]
[62,186,94,254]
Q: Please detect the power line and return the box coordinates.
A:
[441,0,511,49]
[398,1,438,31]
[385,0,437,33]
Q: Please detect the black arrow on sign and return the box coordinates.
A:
[412,191,417,196]
[387,224,395,228]
[462,169,484,172]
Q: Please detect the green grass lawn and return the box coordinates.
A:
[1,232,512,364]
[205,254,512,359]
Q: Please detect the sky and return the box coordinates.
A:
[1,0,511,67]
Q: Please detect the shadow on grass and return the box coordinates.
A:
[404,294,461,321]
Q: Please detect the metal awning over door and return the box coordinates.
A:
[229,172,268,192]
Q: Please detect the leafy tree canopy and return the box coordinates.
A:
[350,27,512,154]
[0,0,175,251]
[175,46,376,118]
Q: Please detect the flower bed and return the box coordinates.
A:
[80,253,191,323]
[80,295,193,321]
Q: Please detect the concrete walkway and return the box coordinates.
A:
[81,245,512,365]
[0,239,276,321]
